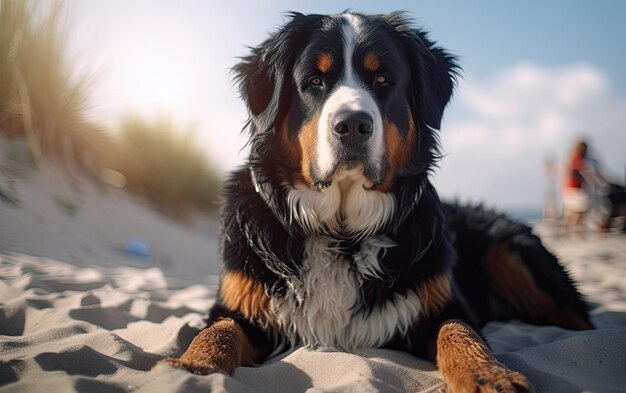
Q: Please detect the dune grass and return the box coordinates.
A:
[1,1,221,217]
[0,0,106,175]
[107,116,221,216]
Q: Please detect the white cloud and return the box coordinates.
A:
[459,63,607,121]
[436,63,626,208]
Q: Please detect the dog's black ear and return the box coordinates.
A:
[234,49,275,119]
[411,35,459,131]
[385,12,459,131]
[384,12,459,175]
[233,13,323,135]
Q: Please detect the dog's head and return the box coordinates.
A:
[235,12,458,235]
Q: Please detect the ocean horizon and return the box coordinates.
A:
[502,206,544,225]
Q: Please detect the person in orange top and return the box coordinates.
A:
[562,139,607,232]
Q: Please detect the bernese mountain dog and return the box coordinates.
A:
[164,11,593,392]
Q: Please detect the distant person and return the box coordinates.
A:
[562,139,607,233]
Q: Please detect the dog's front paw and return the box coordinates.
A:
[162,357,223,375]
[448,365,533,393]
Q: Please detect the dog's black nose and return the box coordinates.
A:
[332,111,373,145]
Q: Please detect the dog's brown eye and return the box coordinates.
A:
[309,77,323,87]
[376,75,388,85]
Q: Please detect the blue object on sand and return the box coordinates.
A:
[124,238,152,259]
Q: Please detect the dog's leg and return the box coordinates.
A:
[437,320,532,393]
[163,318,256,375]
[481,242,593,330]
[163,270,276,375]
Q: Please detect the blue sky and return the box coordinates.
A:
[66,1,626,209]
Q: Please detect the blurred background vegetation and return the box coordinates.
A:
[0,0,220,217]
[107,116,220,216]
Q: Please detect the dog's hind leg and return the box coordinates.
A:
[445,202,593,330]
[437,320,532,393]
[482,238,593,330]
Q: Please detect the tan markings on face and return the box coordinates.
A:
[364,52,380,72]
[298,114,320,186]
[317,52,334,73]
[379,109,416,191]
[163,318,259,374]
[220,271,273,324]
[277,115,308,184]
[416,273,452,316]
[483,243,593,330]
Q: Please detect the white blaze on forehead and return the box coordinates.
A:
[341,13,361,86]
[315,13,385,180]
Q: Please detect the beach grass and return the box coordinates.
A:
[106,115,221,216]
[1,0,221,217]
[0,0,106,175]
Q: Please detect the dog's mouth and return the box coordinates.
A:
[310,155,386,191]
[341,157,361,170]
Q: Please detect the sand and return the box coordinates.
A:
[1,157,625,393]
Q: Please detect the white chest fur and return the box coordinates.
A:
[272,236,422,352]
[286,167,396,238]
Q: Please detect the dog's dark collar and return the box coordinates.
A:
[249,165,271,204]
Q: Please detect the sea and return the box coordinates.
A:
[503,206,544,227]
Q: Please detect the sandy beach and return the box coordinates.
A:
[1,159,625,393]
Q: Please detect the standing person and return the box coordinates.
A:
[562,139,607,233]
[563,140,590,232]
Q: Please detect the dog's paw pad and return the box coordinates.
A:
[471,366,533,393]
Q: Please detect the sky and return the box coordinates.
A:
[64,0,626,209]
